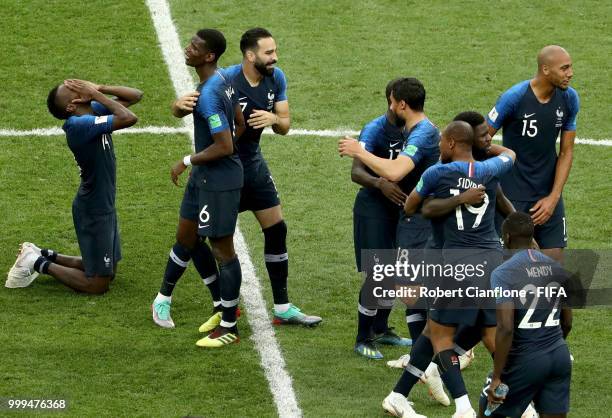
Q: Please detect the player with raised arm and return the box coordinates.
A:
[479,212,572,418]
[6,79,141,293]
[350,78,413,360]
[487,45,579,263]
[339,77,440,344]
[382,121,516,418]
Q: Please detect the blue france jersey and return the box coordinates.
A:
[398,118,440,194]
[192,69,243,191]
[353,114,408,219]
[225,64,287,166]
[487,80,579,201]
[63,101,116,214]
[491,249,567,360]
[416,155,514,249]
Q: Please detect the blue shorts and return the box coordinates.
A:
[429,249,501,327]
[72,201,121,277]
[353,213,398,272]
[510,198,567,249]
[479,343,571,417]
[239,159,280,213]
[396,212,431,250]
[180,179,240,238]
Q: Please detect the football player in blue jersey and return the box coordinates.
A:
[350,78,413,359]
[7,80,141,293]
[479,211,572,418]
[164,28,321,328]
[382,121,516,418]
[223,28,321,326]
[339,77,440,346]
[487,45,579,263]
[151,29,247,348]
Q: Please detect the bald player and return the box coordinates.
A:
[382,121,516,418]
[487,45,579,263]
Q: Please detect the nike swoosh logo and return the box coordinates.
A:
[390,141,400,147]
[524,113,536,118]
[198,224,210,229]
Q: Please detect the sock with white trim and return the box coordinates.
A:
[159,243,190,297]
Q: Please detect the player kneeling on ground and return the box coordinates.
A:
[7,79,141,294]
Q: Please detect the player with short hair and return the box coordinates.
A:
[221,27,321,326]
[349,78,414,359]
[151,29,246,348]
[339,77,440,346]
[487,45,579,263]
[6,79,141,293]
[382,121,516,418]
[479,211,572,418]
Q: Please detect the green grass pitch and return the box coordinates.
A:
[0,1,610,417]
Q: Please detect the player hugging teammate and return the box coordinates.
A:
[340,44,578,418]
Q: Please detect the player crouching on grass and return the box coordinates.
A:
[6,79,141,294]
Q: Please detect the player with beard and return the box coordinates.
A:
[339,77,440,346]
[487,45,579,263]
[219,28,322,327]
[349,78,414,360]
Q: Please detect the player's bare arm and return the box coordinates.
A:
[170,128,234,186]
[487,143,517,162]
[495,184,516,217]
[339,136,415,182]
[351,159,406,206]
[530,130,575,226]
[234,103,246,139]
[561,307,573,339]
[171,91,200,118]
[488,302,514,405]
[96,84,143,107]
[64,79,138,131]
[403,189,424,216]
[68,79,143,107]
[421,186,486,219]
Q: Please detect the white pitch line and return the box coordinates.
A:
[2,125,611,147]
[0,126,190,137]
[145,1,302,417]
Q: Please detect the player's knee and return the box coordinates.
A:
[176,232,197,250]
[84,276,112,295]
[210,237,236,264]
[432,349,460,373]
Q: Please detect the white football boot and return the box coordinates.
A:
[424,362,451,406]
[382,392,427,418]
[6,243,40,288]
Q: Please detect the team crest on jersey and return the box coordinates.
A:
[267,91,274,110]
[225,86,234,100]
[555,107,564,127]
